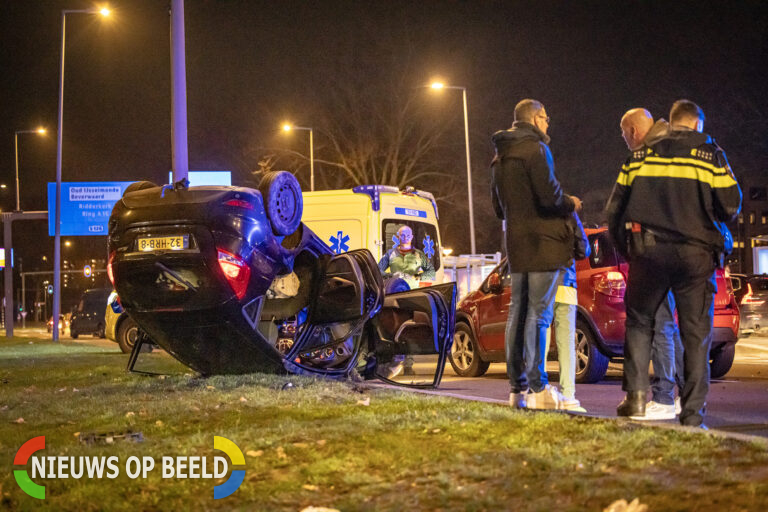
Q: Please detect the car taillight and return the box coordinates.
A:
[223,199,255,210]
[741,283,765,306]
[594,271,626,298]
[107,251,116,286]
[217,249,251,300]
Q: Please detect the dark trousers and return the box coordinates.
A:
[623,242,716,426]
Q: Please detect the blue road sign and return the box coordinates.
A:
[48,182,134,236]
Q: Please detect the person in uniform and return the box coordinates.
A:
[606,100,741,427]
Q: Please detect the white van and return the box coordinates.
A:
[302,185,444,284]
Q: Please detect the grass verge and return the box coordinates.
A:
[1,337,768,511]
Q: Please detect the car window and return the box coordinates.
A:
[748,277,768,292]
[588,232,623,269]
[382,219,441,270]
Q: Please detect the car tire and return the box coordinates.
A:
[70,330,78,339]
[449,322,490,377]
[575,319,609,383]
[123,180,159,195]
[258,171,303,236]
[97,323,106,338]
[117,317,142,354]
[709,343,735,379]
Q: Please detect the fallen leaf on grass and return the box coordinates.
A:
[246,450,263,457]
[356,397,370,406]
[239,396,247,403]
[57,387,67,392]
[300,507,340,512]
[125,412,135,418]
[155,420,164,427]
[276,446,287,460]
[206,385,216,390]
[302,484,319,491]
[603,498,648,512]
[72,388,79,393]
[316,440,326,447]
[13,417,24,424]
[292,442,309,448]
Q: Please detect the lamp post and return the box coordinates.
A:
[14,128,46,212]
[282,124,314,191]
[52,6,110,342]
[429,82,476,254]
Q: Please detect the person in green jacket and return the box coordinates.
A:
[378,225,436,287]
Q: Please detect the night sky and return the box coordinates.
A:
[2,0,767,283]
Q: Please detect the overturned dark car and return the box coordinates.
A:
[107,172,455,388]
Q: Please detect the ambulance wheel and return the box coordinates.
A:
[259,171,303,236]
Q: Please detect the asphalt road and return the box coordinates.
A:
[435,335,768,437]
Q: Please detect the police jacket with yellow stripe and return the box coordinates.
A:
[605,129,741,255]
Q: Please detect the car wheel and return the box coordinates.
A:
[258,171,303,236]
[117,317,141,354]
[449,323,490,377]
[97,323,106,338]
[709,343,735,379]
[574,319,609,383]
[123,180,159,195]
[70,330,78,339]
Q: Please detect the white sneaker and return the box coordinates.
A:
[560,397,587,413]
[631,401,676,421]
[509,392,527,409]
[527,385,562,410]
[675,396,682,415]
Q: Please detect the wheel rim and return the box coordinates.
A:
[575,328,589,374]
[125,326,139,348]
[451,330,475,371]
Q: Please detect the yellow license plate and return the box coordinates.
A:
[137,235,189,252]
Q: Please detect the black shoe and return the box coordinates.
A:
[617,391,647,417]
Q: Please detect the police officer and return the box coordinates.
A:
[606,100,741,427]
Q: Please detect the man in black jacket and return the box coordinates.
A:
[491,99,581,409]
[606,100,741,427]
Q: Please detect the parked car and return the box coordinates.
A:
[106,173,455,386]
[69,288,112,339]
[451,227,740,383]
[737,274,768,335]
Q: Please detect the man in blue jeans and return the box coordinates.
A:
[490,99,580,409]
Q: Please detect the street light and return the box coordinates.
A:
[428,81,476,254]
[14,127,47,211]
[52,5,111,342]
[281,123,314,191]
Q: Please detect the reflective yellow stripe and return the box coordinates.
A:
[643,155,728,174]
[624,163,738,188]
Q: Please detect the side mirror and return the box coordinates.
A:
[488,272,503,294]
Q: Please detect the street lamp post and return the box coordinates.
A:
[282,124,314,191]
[14,128,46,212]
[429,82,476,255]
[52,6,110,342]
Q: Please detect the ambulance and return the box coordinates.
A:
[301,185,444,285]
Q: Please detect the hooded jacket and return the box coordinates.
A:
[490,122,576,272]
[605,128,741,257]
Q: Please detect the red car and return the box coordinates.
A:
[450,227,740,383]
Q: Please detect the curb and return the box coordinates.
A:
[368,383,768,446]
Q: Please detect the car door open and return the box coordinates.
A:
[370,283,456,388]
